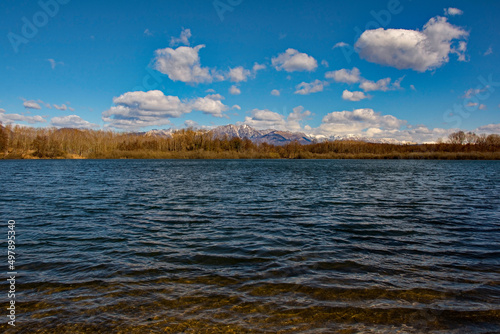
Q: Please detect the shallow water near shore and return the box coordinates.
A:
[1,159,499,333]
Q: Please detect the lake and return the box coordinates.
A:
[1,160,499,333]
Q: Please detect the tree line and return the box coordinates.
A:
[0,124,499,160]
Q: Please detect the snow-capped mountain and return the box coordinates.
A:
[210,124,263,141]
[210,125,312,146]
[312,134,415,145]
[143,129,176,137]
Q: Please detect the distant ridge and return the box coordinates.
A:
[210,124,312,146]
[144,124,415,145]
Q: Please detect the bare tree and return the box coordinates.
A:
[0,122,8,152]
[448,131,466,144]
[486,134,500,146]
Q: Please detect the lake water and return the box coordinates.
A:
[1,160,499,333]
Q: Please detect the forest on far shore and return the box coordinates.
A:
[1,124,500,160]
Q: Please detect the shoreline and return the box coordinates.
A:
[2,151,500,160]
[2,127,499,160]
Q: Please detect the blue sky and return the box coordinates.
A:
[1,0,499,142]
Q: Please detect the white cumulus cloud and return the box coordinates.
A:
[271,89,280,96]
[318,108,407,136]
[359,78,392,92]
[189,94,229,118]
[242,106,311,132]
[228,66,251,82]
[325,67,361,84]
[229,85,241,95]
[294,80,328,95]
[302,108,472,143]
[252,63,266,72]
[272,48,318,72]
[184,119,199,128]
[355,16,469,72]
[53,104,68,111]
[333,42,349,49]
[0,109,46,125]
[102,90,229,129]
[286,106,311,131]
[23,100,42,110]
[342,90,370,101]
[51,115,99,129]
[155,32,263,84]
[170,28,192,47]
[242,109,287,130]
[326,67,402,92]
[154,45,215,84]
[103,90,189,130]
[227,63,265,83]
[444,7,463,16]
[475,123,500,134]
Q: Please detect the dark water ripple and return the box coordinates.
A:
[1,159,499,333]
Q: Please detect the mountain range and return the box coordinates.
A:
[144,125,415,145]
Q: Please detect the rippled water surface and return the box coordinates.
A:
[1,159,499,333]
